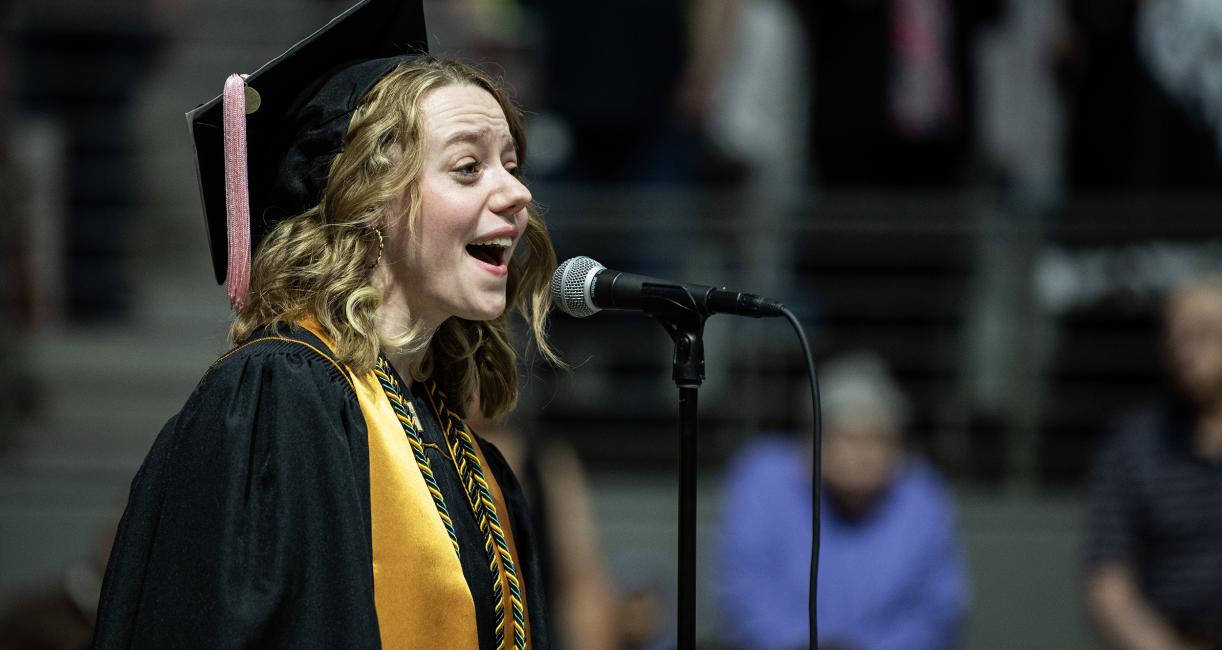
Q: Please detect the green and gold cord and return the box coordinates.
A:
[373,357,461,557]
[424,380,527,650]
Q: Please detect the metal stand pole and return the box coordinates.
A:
[655,319,706,650]
[677,384,699,650]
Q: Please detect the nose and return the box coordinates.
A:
[490,166,532,219]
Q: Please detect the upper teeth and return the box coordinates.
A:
[472,236,512,248]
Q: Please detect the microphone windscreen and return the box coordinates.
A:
[551,256,604,318]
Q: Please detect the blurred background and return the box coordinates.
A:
[2,0,1221,647]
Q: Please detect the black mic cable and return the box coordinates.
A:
[779,305,821,650]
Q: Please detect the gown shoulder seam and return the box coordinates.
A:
[204,335,356,394]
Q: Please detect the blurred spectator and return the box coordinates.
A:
[717,352,969,650]
[9,0,173,322]
[787,0,1003,187]
[467,407,619,650]
[519,0,742,186]
[0,518,112,650]
[1,0,23,445]
[0,589,92,650]
[1085,277,1222,649]
[1056,0,1222,189]
[610,557,672,650]
[1138,0,1222,160]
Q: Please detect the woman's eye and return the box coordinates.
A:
[506,164,523,178]
[454,161,482,178]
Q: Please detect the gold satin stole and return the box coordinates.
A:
[298,321,529,649]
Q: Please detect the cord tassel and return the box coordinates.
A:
[222,73,252,310]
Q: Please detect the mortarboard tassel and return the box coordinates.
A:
[222,73,252,310]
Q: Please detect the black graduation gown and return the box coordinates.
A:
[92,326,549,649]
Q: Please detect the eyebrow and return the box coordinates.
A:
[442,128,516,153]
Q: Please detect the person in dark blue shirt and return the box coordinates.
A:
[1085,277,1222,649]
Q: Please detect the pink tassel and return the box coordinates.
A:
[222,73,252,310]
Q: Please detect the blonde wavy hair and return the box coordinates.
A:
[231,57,558,418]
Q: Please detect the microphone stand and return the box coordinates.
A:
[645,292,710,650]
[557,257,796,648]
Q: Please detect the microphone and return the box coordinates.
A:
[550,256,785,319]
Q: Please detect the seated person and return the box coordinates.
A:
[717,352,969,650]
[1085,276,1222,649]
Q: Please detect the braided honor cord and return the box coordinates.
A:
[373,357,461,557]
[424,381,527,650]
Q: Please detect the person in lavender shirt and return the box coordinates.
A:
[716,352,969,650]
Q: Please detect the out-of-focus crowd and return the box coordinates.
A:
[3,0,1222,648]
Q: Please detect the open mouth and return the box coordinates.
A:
[465,236,512,267]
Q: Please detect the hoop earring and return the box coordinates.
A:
[368,229,384,269]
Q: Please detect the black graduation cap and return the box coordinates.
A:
[187,0,428,292]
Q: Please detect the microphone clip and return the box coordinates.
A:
[647,295,708,389]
